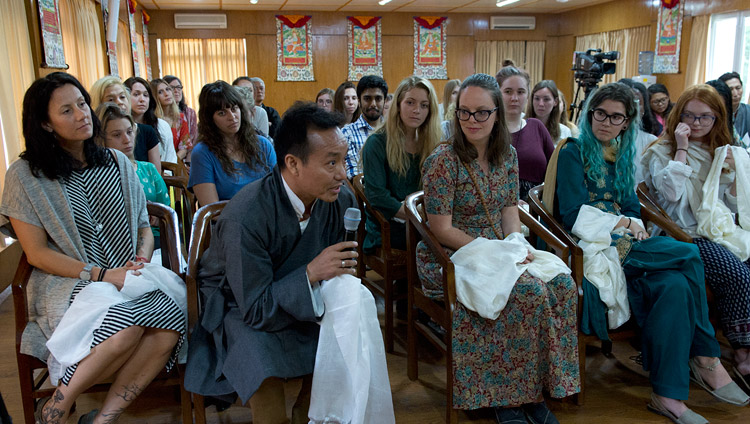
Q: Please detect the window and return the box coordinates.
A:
[707,10,750,95]
[158,38,248,112]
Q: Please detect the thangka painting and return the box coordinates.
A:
[101,0,119,75]
[142,10,152,80]
[653,0,683,74]
[127,0,140,77]
[37,0,66,68]
[347,16,382,81]
[276,15,314,81]
[413,16,448,80]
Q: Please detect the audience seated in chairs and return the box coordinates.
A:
[643,84,750,397]
[553,82,748,424]
[188,81,276,206]
[89,75,166,172]
[416,74,580,424]
[124,76,178,165]
[1,72,186,424]
[165,75,199,148]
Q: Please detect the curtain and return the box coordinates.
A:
[0,0,35,193]
[685,15,709,89]
[574,26,651,84]
[58,0,105,90]
[160,38,247,113]
[475,40,545,83]
[136,33,147,79]
[117,19,134,79]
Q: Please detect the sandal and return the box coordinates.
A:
[733,365,750,395]
[34,396,50,424]
[689,358,750,406]
[646,393,708,424]
[77,409,98,424]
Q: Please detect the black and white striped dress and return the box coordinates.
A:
[60,155,185,385]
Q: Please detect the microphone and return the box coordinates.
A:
[343,207,361,243]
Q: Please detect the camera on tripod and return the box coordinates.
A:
[568,49,620,122]
[573,49,620,85]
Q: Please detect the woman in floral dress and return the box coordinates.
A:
[416,73,579,423]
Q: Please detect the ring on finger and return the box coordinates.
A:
[341,260,346,268]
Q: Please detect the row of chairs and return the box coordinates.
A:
[13,174,699,423]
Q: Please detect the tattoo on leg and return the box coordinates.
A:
[116,382,143,403]
[51,390,65,404]
[42,406,65,424]
[100,407,124,424]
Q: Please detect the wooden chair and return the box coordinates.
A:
[351,174,408,353]
[526,183,695,405]
[162,160,197,255]
[404,191,572,423]
[14,202,191,424]
[184,201,229,424]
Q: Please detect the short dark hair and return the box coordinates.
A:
[706,79,735,135]
[356,75,388,99]
[719,72,742,86]
[21,72,107,180]
[274,101,344,169]
[232,76,253,86]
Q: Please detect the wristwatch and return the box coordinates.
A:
[79,263,94,281]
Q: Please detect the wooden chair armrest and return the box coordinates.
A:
[519,208,568,259]
[12,253,32,350]
[640,203,693,243]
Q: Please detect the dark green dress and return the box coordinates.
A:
[556,139,719,400]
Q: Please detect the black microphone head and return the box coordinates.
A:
[344,207,361,232]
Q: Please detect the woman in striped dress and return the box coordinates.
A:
[0,72,186,423]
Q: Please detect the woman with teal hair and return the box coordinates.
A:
[553,82,748,423]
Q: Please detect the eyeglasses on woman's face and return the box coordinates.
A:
[591,108,628,126]
[455,107,498,122]
[650,96,669,106]
[680,113,716,127]
[169,84,183,91]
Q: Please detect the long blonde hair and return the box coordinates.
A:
[379,76,441,178]
[442,79,461,120]
[151,78,180,128]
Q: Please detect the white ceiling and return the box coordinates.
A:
[138,0,610,14]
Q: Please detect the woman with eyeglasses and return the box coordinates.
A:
[164,75,198,147]
[648,83,674,128]
[315,87,334,113]
[555,83,747,423]
[496,66,554,201]
[643,84,750,400]
[188,81,276,206]
[418,74,579,423]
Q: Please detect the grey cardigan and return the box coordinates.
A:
[0,149,148,360]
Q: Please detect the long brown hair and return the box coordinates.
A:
[526,80,561,140]
[452,73,511,167]
[198,81,270,176]
[661,84,732,158]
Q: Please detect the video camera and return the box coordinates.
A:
[572,49,620,86]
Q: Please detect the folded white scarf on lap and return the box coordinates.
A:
[450,232,571,320]
[45,263,187,385]
[308,274,395,424]
[572,205,637,330]
[695,145,750,261]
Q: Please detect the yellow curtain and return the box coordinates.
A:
[116,19,133,80]
[685,15,709,89]
[160,38,247,112]
[0,0,35,193]
[575,26,650,84]
[58,0,105,90]
[525,41,546,85]
[475,40,545,81]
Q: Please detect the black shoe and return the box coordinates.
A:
[522,402,559,424]
[77,410,98,424]
[493,406,528,424]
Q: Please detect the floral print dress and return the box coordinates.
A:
[416,143,580,409]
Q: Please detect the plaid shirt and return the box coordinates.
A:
[342,115,376,178]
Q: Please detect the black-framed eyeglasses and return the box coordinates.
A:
[456,107,498,122]
[650,97,669,105]
[680,113,716,127]
[170,85,183,90]
[591,108,628,125]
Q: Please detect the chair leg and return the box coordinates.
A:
[407,297,418,381]
[180,383,192,423]
[18,362,37,424]
[576,331,586,406]
[193,393,206,424]
[384,273,394,353]
[446,334,456,424]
